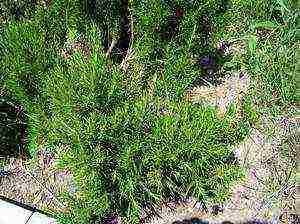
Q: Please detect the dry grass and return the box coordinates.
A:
[0,145,75,214]
[186,71,250,118]
[61,38,91,60]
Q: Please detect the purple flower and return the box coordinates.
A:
[199,55,215,68]
[103,214,119,224]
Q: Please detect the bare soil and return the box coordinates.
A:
[0,145,75,214]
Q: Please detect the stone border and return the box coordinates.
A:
[0,199,56,224]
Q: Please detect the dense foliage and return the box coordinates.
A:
[0,0,297,223]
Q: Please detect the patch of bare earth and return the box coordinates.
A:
[0,145,76,214]
[187,71,249,118]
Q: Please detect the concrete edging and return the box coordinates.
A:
[0,199,56,224]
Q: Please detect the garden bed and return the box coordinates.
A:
[0,0,297,224]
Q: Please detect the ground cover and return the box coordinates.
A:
[0,0,297,223]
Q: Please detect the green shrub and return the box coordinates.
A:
[0,0,297,223]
